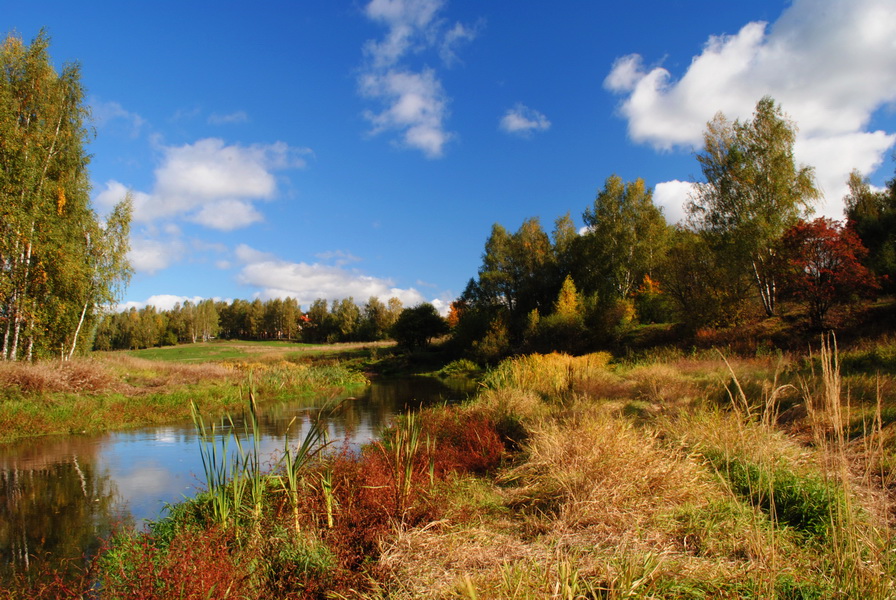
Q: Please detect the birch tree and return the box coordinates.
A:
[0,31,132,360]
[688,97,819,317]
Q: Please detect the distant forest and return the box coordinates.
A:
[93,296,406,350]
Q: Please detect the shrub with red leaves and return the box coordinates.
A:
[780,218,879,328]
[100,528,251,600]
[420,406,505,476]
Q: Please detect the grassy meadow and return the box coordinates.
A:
[7,334,894,599]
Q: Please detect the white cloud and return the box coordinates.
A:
[103,138,308,230]
[363,0,444,68]
[145,294,205,311]
[208,111,249,125]
[359,0,477,158]
[440,21,479,66]
[128,236,187,274]
[500,103,551,137]
[235,244,427,308]
[117,294,208,312]
[361,69,451,157]
[606,0,896,218]
[188,199,264,231]
[652,180,695,225]
[235,243,276,264]
[93,180,151,215]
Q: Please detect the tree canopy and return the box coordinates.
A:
[0,30,132,360]
[688,96,819,316]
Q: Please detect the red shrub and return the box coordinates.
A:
[420,406,505,476]
[100,528,251,600]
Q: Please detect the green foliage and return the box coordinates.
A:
[391,303,448,350]
[471,317,511,364]
[703,448,842,539]
[845,169,896,292]
[581,174,669,301]
[0,31,132,361]
[437,358,481,377]
[689,97,819,317]
[661,227,752,328]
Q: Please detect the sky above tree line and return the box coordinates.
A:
[6,0,896,314]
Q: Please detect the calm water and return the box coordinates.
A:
[0,376,476,582]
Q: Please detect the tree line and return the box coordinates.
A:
[92,296,412,351]
[450,97,890,362]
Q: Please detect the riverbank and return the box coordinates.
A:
[10,335,893,598]
[0,345,371,443]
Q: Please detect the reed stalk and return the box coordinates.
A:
[279,401,333,534]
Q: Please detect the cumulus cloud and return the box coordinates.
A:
[500,103,551,137]
[98,138,308,233]
[93,180,151,215]
[605,0,896,218]
[118,294,208,312]
[128,236,187,275]
[359,0,478,158]
[652,180,695,225]
[235,244,427,308]
[143,138,304,224]
[361,69,451,157]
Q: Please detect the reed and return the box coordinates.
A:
[378,411,426,525]
[190,399,239,526]
[279,403,332,534]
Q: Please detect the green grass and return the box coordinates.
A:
[122,339,352,362]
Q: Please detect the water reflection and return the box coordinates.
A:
[0,437,132,581]
[0,376,475,583]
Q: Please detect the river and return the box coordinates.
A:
[0,375,477,583]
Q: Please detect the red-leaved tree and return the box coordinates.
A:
[780,218,878,328]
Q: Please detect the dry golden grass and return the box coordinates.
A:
[0,355,235,397]
[482,352,613,399]
[0,358,115,393]
[502,406,716,543]
[99,355,234,393]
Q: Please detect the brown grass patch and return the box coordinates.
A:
[0,359,114,394]
[503,408,716,546]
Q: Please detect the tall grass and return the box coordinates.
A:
[481,352,612,399]
[802,334,894,598]
[189,381,334,533]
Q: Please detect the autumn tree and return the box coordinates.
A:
[360,296,401,340]
[688,97,819,317]
[476,218,556,337]
[581,175,668,301]
[0,31,132,360]
[779,218,878,329]
[332,297,361,341]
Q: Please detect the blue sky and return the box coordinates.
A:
[6,0,896,314]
